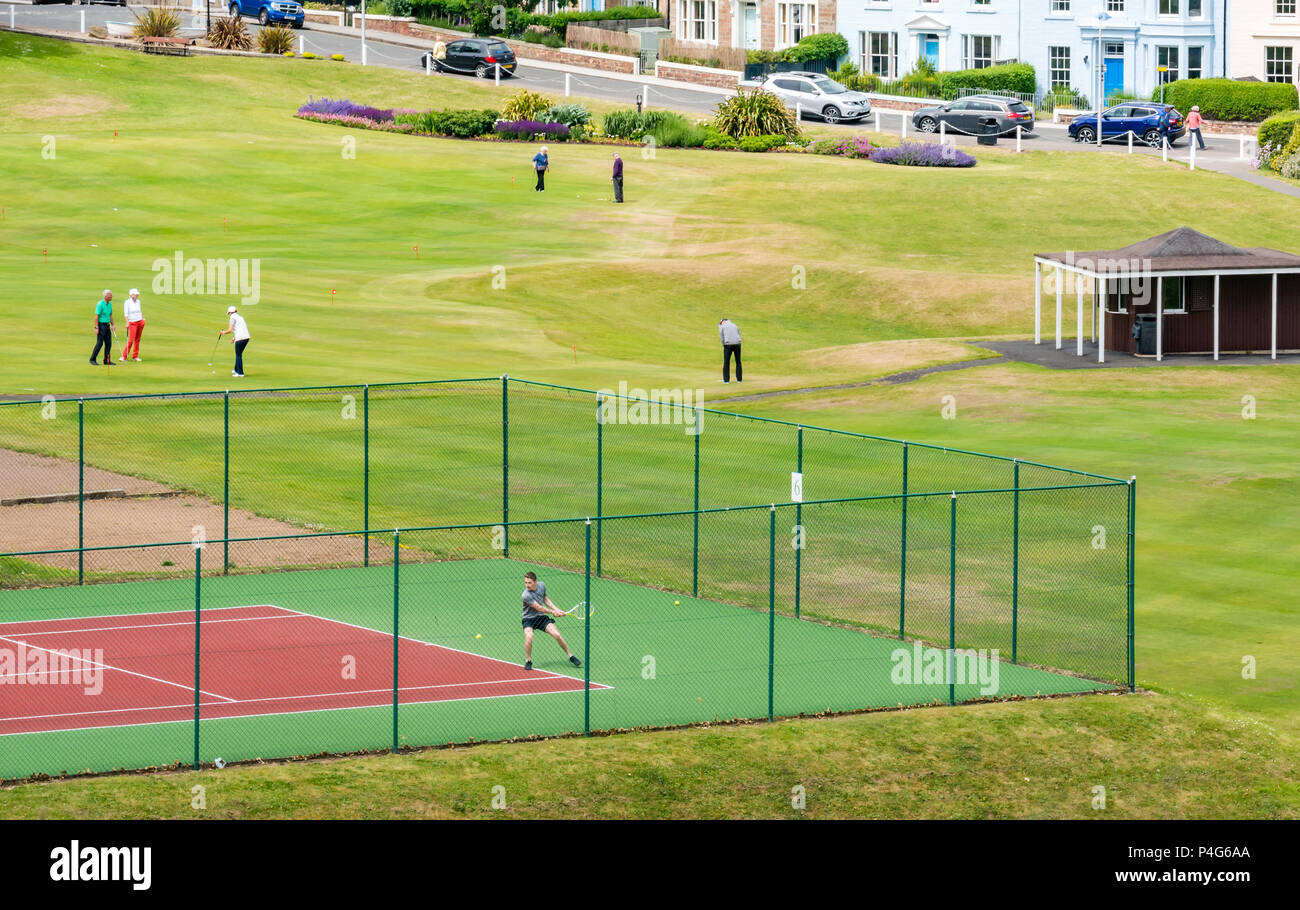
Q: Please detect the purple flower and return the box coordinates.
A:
[493,120,570,139]
[870,141,976,168]
[296,98,394,123]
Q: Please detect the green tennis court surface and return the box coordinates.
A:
[0,558,1113,780]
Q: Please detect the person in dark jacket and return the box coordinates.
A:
[612,152,623,203]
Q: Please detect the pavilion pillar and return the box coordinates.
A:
[1034,261,1042,344]
[1213,275,1220,361]
[1076,278,1084,356]
[1055,267,1063,350]
[1156,276,1164,362]
[1092,277,1097,342]
[1272,274,1279,360]
[1098,277,1106,363]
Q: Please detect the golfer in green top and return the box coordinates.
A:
[89,290,114,365]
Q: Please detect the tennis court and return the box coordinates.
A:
[0,555,1113,781]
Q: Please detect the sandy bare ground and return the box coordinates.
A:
[0,449,389,574]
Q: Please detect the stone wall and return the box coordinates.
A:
[654,59,741,89]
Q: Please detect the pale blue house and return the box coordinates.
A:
[837,1,1225,103]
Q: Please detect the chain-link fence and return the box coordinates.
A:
[0,378,1134,780]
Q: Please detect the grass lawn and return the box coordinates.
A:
[0,32,1296,818]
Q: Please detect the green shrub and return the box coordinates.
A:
[785,32,848,64]
[387,0,412,15]
[912,57,938,78]
[501,89,554,121]
[396,108,500,137]
[702,129,739,150]
[651,114,709,148]
[541,103,592,129]
[601,109,676,141]
[939,62,1035,101]
[522,4,660,39]
[207,12,251,50]
[1273,124,1300,174]
[830,61,859,82]
[1153,79,1298,122]
[133,7,180,38]
[712,89,800,139]
[844,73,879,93]
[257,25,296,55]
[737,134,787,153]
[1258,110,1300,151]
[1281,150,1300,180]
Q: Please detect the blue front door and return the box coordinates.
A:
[1104,55,1125,100]
[924,37,939,69]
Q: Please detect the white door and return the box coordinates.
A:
[744,4,759,51]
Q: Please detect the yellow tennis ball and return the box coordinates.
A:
[475,634,482,640]
[674,600,680,605]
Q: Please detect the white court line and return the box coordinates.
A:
[2,674,601,724]
[9,610,318,638]
[0,603,270,629]
[0,633,237,702]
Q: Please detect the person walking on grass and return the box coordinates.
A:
[532,145,549,192]
[89,290,114,365]
[520,571,581,672]
[119,288,144,362]
[219,305,250,378]
[719,317,742,384]
[612,152,624,203]
[1187,105,1207,151]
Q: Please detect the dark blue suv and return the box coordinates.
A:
[229,0,305,28]
[1069,102,1186,147]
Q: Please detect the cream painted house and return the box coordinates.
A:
[1229,0,1299,84]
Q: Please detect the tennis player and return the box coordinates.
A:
[521,571,581,671]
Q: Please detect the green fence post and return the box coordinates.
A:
[193,544,201,770]
[584,518,591,737]
[595,395,602,578]
[501,376,509,558]
[364,384,370,568]
[795,427,803,619]
[949,491,956,707]
[77,398,84,586]
[899,442,908,639]
[393,528,399,753]
[1012,459,1020,665]
[1127,476,1136,693]
[692,411,700,597]
[768,504,776,722]
[223,391,229,575]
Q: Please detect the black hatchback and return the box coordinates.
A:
[913,96,1035,137]
[422,39,517,79]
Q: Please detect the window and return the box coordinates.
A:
[1158,46,1179,83]
[863,31,898,78]
[1266,46,1295,82]
[1162,277,1186,314]
[1051,0,1070,11]
[1189,0,1202,16]
[1187,46,1203,80]
[777,3,817,48]
[1279,1,1298,16]
[964,35,996,69]
[1107,0,1125,11]
[678,0,717,43]
[1049,46,1071,88]
[1159,0,1178,14]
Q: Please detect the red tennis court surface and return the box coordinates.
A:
[0,605,603,735]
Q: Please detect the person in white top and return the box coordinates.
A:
[219,305,251,377]
[718,318,742,383]
[119,288,145,362]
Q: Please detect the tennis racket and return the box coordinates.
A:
[559,601,593,621]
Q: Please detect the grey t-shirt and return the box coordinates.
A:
[522,581,547,620]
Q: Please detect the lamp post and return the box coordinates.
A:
[1095,10,1111,148]
[361,0,367,67]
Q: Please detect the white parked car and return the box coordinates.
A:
[745,72,873,125]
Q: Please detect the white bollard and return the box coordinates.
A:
[425,51,431,75]
[495,62,500,86]
[939,119,945,143]
[1128,130,1133,154]
[796,102,802,122]
[901,111,907,139]
[10,6,15,29]
[1190,140,1196,171]
[360,11,366,67]
[299,35,304,55]
[80,9,85,33]
[874,110,880,133]
[565,73,571,97]
[1016,124,1022,153]
[1162,135,1169,163]
[642,85,650,110]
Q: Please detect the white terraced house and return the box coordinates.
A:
[836,1,1226,100]
[1228,0,1299,85]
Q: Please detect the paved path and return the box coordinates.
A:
[717,356,1008,403]
[980,339,1300,369]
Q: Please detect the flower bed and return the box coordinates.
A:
[494,120,570,141]
[871,141,976,168]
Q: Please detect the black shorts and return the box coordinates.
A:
[522,614,555,632]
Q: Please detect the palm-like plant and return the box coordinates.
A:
[208,14,252,51]
[257,25,295,55]
[133,8,180,39]
[712,89,800,139]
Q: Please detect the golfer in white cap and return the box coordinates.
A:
[218,305,250,377]
[119,288,145,362]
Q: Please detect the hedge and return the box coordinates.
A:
[1153,79,1299,122]
[1258,110,1300,152]
[939,63,1036,101]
